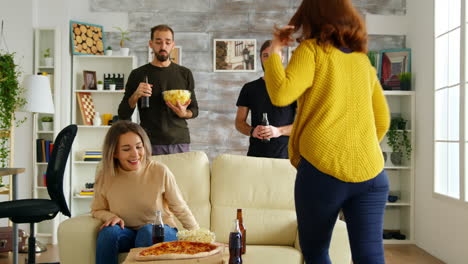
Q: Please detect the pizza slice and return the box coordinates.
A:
[136,241,223,261]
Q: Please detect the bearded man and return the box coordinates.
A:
[118,24,198,155]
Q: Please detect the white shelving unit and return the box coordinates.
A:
[70,55,137,216]
[32,27,61,244]
[382,90,415,244]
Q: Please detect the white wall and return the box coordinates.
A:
[407,1,468,263]
[0,0,34,228]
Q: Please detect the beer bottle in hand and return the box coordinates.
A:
[152,210,165,244]
[261,113,270,143]
[237,209,246,254]
[141,76,150,109]
[229,219,242,264]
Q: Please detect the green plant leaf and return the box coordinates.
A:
[0,51,27,169]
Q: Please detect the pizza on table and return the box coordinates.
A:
[136,241,223,261]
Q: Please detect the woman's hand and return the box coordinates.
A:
[100,216,125,230]
[271,25,295,55]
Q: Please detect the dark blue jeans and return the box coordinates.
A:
[295,158,389,264]
[96,224,178,264]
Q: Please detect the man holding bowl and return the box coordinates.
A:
[118,24,198,155]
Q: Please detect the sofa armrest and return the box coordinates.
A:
[58,214,102,264]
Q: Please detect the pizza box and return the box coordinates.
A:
[122,246,226,264]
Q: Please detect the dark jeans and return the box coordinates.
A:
[295,158,388,264]
[96,224,178,264]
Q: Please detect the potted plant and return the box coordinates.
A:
[105,46,112,56]
[40,116,53,131]
[0,51,26,171]
[367,51,377,69]
[43,48,53,67]
[114,27,131,56]
[97,80,104,90]
[387,117,412,165]
[398,72,412,91]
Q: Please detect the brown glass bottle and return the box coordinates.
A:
[237,209,246,254]
[261,113,270,143]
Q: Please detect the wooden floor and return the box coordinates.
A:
[0,244,445,263]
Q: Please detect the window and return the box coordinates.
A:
[434,0,463,200]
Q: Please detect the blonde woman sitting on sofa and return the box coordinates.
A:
[91,120,199,264]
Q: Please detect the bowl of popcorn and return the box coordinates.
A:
[162,90,191,105]
[177,228,216,243]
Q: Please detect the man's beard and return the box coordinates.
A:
[156,50,169,62]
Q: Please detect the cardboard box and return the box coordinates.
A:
[123,247,226,264]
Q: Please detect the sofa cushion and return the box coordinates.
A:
[211,154,297,246]
[150,151,211,230]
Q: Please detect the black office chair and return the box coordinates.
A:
[0,124,77,264]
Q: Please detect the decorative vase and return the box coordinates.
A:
[390,152,403,166]
[41,122,53,131]
[109,84,116,91]
[400,81,411,91]
[105,50,113,56]
[120,48,129,56]
[44,57,53,67]
[97,84,104,90]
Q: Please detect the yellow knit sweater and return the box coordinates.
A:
[264,39,390,182]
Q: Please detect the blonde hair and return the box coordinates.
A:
[95,120,152,186]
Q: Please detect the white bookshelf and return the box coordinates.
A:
[32,27,61,244]
[70,55,137,216]
[382,90,415,244]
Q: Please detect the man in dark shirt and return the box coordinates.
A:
[118,24,198,155]
[235,40,296,159]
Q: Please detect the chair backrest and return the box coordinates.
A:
[46,124,77,217]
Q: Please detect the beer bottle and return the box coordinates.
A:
[152,210,165,244]
[141,76,150,109]
[261,113,270,143]
[228,219,242,264]
[237,209,246,254]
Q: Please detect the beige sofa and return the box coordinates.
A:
[58,152,351,263]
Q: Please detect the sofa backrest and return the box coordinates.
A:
[210,154,298,246]
[150,151,211,230]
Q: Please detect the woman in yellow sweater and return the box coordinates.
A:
[91,121,199,264]
[264,0,390,263]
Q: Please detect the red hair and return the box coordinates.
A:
[289,0,368,53]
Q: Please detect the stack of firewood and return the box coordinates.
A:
[72,23,104,55]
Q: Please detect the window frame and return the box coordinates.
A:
[433,0,467,203]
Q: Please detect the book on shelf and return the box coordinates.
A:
[83,149,102,161]
[79,192,94,196]
[83,156,102,161]
[45,140,50,162]
[36,139,54,162]
[79,188,94,196]
[41,140,46,162]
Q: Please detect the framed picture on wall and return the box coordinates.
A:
[83,70,97,90]
[213,39,256,72]
[378,49,411,90]
[148,46,182,64]
[70,21,104,55]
